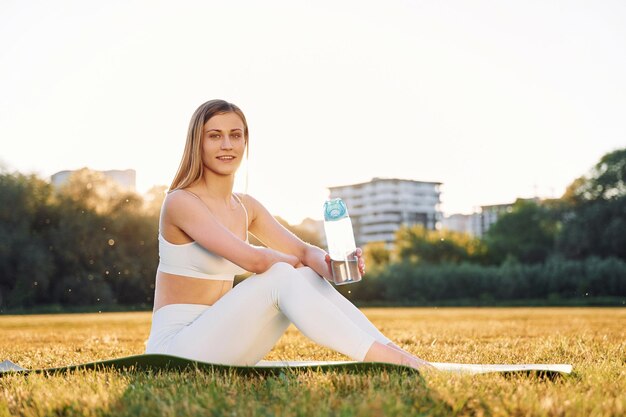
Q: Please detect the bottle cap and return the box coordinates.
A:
[324,198,348,221]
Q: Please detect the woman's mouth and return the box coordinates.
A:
[216,156,236,162]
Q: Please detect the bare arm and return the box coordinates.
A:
[165,190,299,273]
[244,194,366,279]
[245,194,311,262]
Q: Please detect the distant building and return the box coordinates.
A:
[51,169,136,191]
[443,198,540,237]
[469,212,483,237]
[478,203,514,237]
[328,177,442,248]
[441,213,476,235]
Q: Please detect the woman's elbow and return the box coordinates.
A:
[247,259,269,274]
[245,247,272,273]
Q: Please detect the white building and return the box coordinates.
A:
[443,198,540,238]
[442,210,501,238]
[441,213,475,235]
[328,177,442,248]
[477,203,513,237]
[442,205,513,238]
[51,169,136,191]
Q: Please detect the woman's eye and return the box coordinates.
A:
[232,134,242,139]
[209,134,221,139]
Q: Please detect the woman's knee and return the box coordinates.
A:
[295,266,315,275]
[297,266,329,283]
[262,263,327,291]
[268,261,298,274]
[295,267,337,294]
[259,262,300,283]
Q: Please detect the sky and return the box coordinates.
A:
[1,0,625,224]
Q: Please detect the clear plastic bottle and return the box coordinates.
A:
[323,198,362,285]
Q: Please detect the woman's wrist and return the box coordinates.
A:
[302,244,321,265]
[269,247,300,267]
[303,245,333,280]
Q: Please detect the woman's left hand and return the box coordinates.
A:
[324,247,366,276]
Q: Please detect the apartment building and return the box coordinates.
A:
[328,177,442,247]
[442,198,540,237]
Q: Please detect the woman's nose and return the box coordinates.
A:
[221,137,233,149]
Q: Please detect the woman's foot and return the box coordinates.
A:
[386,342,435,370]
[363,341,434,371]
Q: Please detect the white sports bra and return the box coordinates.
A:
[156,190,249,280]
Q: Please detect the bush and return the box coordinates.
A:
[352,257,626,305]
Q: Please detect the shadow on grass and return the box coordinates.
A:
[2,356,574,416]
[101,367,450,417]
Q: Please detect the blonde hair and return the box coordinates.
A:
[169,99,249,193]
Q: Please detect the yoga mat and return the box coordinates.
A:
[0,354,572,377]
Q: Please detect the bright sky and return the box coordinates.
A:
[1,0,625,224]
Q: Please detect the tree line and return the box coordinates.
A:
[0,169,162,311]
[0,148,624,311]
[350,148,626,305]
[0,168,322,312]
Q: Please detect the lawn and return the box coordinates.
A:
[1,308,624,416]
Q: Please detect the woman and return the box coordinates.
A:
[145,99,431,370]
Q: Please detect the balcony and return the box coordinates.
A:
[361,223,400,234]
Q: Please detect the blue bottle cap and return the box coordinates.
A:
[324,198,348,221]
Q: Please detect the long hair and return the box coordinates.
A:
[168,99,249,193]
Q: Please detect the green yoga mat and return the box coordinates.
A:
[0,354,572,378]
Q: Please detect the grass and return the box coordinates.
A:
[1,307,624,416]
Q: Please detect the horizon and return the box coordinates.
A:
[1,161,603,225]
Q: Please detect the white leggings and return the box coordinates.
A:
[145,262,391,365]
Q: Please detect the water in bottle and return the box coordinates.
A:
[323,198,361,285]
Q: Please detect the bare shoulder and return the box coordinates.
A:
[235,193,261,219]
[161,189,203,219]
[163,188,189,207]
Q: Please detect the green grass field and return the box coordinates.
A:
[1,308,624,416]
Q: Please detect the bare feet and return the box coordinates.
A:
[386,342,436,371]
[363,341,435,371]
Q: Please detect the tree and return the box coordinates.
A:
[54,167,128,214]
[563,148,626,203]
[0,169,163,309]
[483,199,558,264]
[363,241,391,269]
[142,185,168,217]
[53,169,158,306]
[559,148,626,260]
[0,172,56,307]
[557,197,626,260]
[394,224,485,265]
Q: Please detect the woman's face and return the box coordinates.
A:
[201,112,247,176]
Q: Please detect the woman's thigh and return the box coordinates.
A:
[166,264,293,365]
[294,266,391,345]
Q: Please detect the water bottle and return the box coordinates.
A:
[323,198,362,285]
